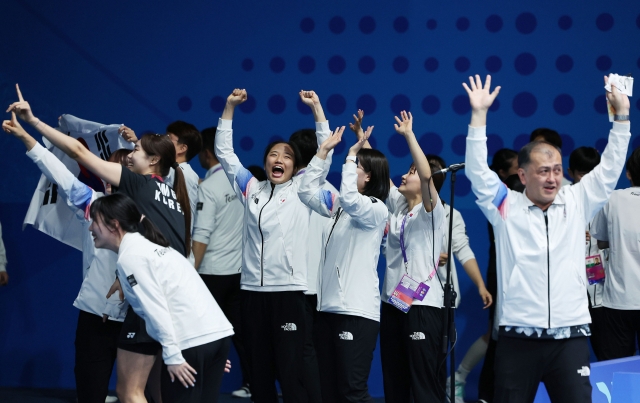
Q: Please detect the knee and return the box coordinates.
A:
[116,382,144,403]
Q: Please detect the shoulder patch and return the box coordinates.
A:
[196,202,203,211]
[127,274,138,287]
[370,197,378,203]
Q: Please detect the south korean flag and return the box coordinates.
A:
[23,115,134,250]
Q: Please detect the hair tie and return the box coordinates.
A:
[137,215,146,234]
[172,162,179,169]
[140,214,145,223]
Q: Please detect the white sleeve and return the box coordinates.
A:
[574,122,631,222]
[26,142,95,218]
[214,119,258,205]
[103,295,128,321]
[465,125,510,226]
[339,162,388,229]
[0,222,6,272]
[118,255,185,365]
[451,209,475,265]
[386,186,404,213]
[298,156,341,218]
[590,200,610,242]
[192,184,218,245]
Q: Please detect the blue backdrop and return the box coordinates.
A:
[1,1,639,400]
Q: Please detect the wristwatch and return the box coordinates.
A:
[614,114,630,121]
[345,156,358,165]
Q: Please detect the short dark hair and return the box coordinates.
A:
[518,141,562,169]
[530,128,562,149]
[200,127,216,155]
[505,174,525,193]
[358,148,390,202]
[490,148,518,178]
[108,149,132,166]
[248,165,267,181]
[426,154,447,193]
[166,121,202,161]
[262,141,304,172]
[626,146,640,186]
[289,129,317,167]
[569,147,600,173]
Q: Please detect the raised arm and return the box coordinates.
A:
[298,127,345,217]
[394,111,439,212]
[299,90,333,174]
[575,76,631,222]
[7,84,122,186]
[463,75,506,225]
[215,89,256,204]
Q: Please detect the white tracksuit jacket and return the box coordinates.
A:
[465,122,630,329]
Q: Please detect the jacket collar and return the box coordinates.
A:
[523,188,566,209]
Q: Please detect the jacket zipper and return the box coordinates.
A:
[544,210,551,328]
[258,184,276,286]
[319,208,343,308]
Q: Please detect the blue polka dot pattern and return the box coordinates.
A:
[513,134,529,151]
[391,175,403,188]
[452,95,470,115]
[297,98,312,115]
[454,173,471,196]
[328,55,346,74]
[422,95,440,115]
[487,134,504,156]
[390,94,411,114]
[514,53,536,75]
[512,92,537,117]
[489,99,500,112]
[596,55,612,72]
[270,57,285,73]
[334,140,346,155]
[637,14,640,29]
[268,135,285,144]
[486,15,503,33]
[596,13,614,31]
[485,56,502,73]
[553,94,574,115]
[632,136,640,150]
[455,57,471,72]
[427,19,437,30]
[388,133,410,157]
[556,55,573,73]
[300,17,315,33]
[424,57,439,72]
[451,134,466,156]
[368,136,377,149]
[357,94,377,114]
[593,95,607,114]
[242,58,254,72]
[393,56,409,73]
[210,96,225,113]
[329,16,346,34]
[637,57,640,70]
[558,15,572,30]
[515,12,537,34]
[298,56,316,74]
[419,132,443,155]
[637,98,640,112]
[326,94,347,115]
[595,138,607,154]
[240,136,254,151]
[359,56,376,74]
[327,172,341,189]
[268,95,286,114]
[456,17,470,31]
[359,16,376,34]
[178,96,192,112]
[239,95,256,113]
[394,16,409,33]
[560,135,574,157]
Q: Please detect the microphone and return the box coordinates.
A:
[432,163,465,176]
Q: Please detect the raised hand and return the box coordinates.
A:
[349,109,365,137]
[605,75,630,117]
[6,84,38,125]
[393,111,413,137]
[299,90,320,107]
[227,89,248,106]
[348,126,372,157]
[2,111,28,137]
[119,125,137,143]
[463,75,501,113]
[317,126,346,159]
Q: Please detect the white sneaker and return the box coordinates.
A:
[445,372,466,403]
[231,385,251,398]
[105,396,118,403]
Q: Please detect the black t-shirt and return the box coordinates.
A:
[118,166,186,256]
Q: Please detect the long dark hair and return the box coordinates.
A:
[140,134,191,255]
[90,193,169,248]
[358,148,390,202]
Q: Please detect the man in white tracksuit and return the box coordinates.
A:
[463,74,631,403]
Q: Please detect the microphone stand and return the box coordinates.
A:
[441,166,463,403]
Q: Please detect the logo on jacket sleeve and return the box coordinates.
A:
[196,202,203,211]
[409,332,426,340]
[127,275,138,287]
[577,366,590,376]
[339,331,353,340]
[281,323,297,331]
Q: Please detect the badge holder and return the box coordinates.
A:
[586,254,605,285]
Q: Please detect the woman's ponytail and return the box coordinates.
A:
[172,164,192,256]
[139,215,170,248]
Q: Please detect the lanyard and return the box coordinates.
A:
[399,211,437,281]
[211,166,224,175]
